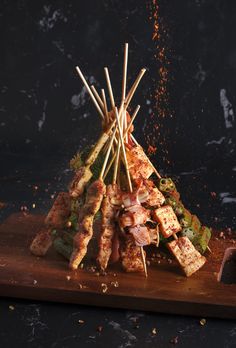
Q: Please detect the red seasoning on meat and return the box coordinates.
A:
[30,192,71,256]
[70,179,105,270]
[97,184,120,270]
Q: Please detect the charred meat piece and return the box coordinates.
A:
[129,225,151,246]
[119,205,150,228]
[126,145,154,180]
[45,192,71,229]
[153,205,181,238]
[30,192,71,256]
[167,236,206,277]
[120,235,145,272]
[97,184,121,270]
[122,191,140,207]
[69,166,92,198]
[138,179,165,207]
[69,179,105,270]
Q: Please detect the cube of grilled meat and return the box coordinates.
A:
[69,166,92,198]
[122,192,140,208]
[167,236,206,277]
[97,184,121,271]
[30,192,71,256]
[119,205,150,228]
[120,235,145,272]
[69,179,105,270]
[126,145,154,180]
[129,225,151,246]
[138,179,165,207]
[153,205,181,238]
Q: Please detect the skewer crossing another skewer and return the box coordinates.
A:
[75,66,104,120]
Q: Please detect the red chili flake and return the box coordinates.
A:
[200,318,206,326]
[210,192,217,198]
[0,201,6,209]
[152,327,158,335]
[111,281,119,288]
[97,325,103,333]
[147,145,157,156]
[170,336,179,344]
[101,283,108,293]
[219,231,224,238]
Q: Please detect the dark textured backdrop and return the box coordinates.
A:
[0,2,236,347]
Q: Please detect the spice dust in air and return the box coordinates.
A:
[145,0,172,166]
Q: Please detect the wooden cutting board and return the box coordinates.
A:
[0,213,235,319]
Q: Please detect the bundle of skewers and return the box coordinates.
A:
[30,44,212,277]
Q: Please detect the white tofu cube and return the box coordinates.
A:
[167,236,206,277]
[126,145,154,179]
[153,205,181,238]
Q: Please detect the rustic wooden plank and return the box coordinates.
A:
[0,213,235,319]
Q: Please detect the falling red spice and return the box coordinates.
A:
[146,0,172,164]
[147,145,157,156]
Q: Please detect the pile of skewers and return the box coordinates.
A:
[30,44,211,277]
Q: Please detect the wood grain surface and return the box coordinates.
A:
[0,213,235,319]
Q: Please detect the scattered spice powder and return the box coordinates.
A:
[145,0,172,165]
[97,325,103,333]
[147,145,157,156]
[200,318,207,326]
[170,336,179,344]
[0,201,6,209]
[101,283,108,293]
[152,327,158,335]
[111,281,119,288]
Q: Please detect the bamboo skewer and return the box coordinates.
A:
[140,246,148,277]
[207,246,212,253]
[113,139,121,184]
[91,85,105,112]
[75,66,104,120]
[101,89,109,126]
[123,105,140,139]
[104,67,115,109]
[99,127,117,180]
[114,107,132,192]
[121,43,129,102]
[125,68,146,108]
[105,105,141,181]
[122,43,129,142]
